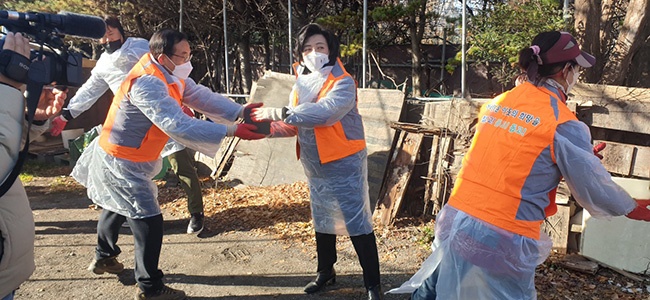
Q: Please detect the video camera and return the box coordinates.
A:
[0,10,105,198]
[0,10,106,87]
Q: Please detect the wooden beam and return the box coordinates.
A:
[374,131,424,225]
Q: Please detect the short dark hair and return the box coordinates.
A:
[294,23,339,66]
[149,29,188,57]
[103,15,125,39]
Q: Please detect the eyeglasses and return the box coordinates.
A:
[172,53,192,63]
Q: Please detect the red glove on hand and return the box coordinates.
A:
[626,199,650,221]
[181,106,194,117]
[243,102,264,120]
[234,123,266,140]
[593,142,606,160]
[50,115,68,136]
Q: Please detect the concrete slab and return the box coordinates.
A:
[581,177,650,273]
[225,72,404,202]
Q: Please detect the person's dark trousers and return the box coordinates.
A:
[131,214,165,293]
[95,209,125,259]
[315,232,381,289]
[95,210,165,294]
[351,232,381,289]
[168,148,203,214]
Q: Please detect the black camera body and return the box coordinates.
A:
[28,48,83,87]
[0,10,105,87]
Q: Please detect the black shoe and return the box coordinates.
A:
[304,268,336,294]
[187,213,204,234]
[134,284,186,300]
[367,285,383,300]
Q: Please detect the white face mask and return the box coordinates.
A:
[565,64,580,93]
[302,51,329,72]
[166,55,193,80]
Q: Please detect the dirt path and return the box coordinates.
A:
[17,176,423,300]
[15,163,650,300]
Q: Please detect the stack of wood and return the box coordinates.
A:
[374,98,488,225]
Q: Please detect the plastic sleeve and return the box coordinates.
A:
[284,76,356,128]
[128,75,229,157]
[554,121,637,218]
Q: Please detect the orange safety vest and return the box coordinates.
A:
[448,82,577,240]
[99,53,185,162]
[291,58,366,164]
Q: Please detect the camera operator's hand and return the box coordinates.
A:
[34,86,67,121]
[0,32,31,89]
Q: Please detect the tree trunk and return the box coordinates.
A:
[408,0,427,97]
[263,31,271,71]
[605,0,650,85]
[238,32,253,93]
[574,0,602,83]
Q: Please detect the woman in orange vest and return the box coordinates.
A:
[389,31,650,299]
[251,23,382,300]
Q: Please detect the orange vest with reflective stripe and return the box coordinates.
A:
[447,82,577,240]
[291,59,366,164]
[99,54,185,162]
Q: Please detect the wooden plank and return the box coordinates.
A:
[433,137,453,214]
[390,121,443,135]
[423,135,440,215]
[541,205,571,254]
[211,137,239,179]
[375,131,424,225]
[560,255,599,275]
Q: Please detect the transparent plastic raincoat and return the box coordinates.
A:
[72,58,243,219]
[389,80,636,299]
[64,37,149,119]
[271,64,373,236]
[61,37,186,157]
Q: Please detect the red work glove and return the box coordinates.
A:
[50,115,68,136]
[229,123,266,140]
[181,106,194,117]
[626,199,650,221]
[242,102,264,120]
[593,142,606,160]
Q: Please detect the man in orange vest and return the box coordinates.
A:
[71,28,265,300]
[390,31,650,299]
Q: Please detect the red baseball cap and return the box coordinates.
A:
[539,32,595,67]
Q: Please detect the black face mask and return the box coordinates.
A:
[102,40,123,54]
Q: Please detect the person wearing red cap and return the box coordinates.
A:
[388,31,650,300]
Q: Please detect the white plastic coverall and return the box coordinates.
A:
[63,37,149,119]
[389,79,637,299]
[72,56,243,219]
[61,37,186,156]
[271,65,373,236]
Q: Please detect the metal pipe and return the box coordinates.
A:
[440,28,446,84]
[461,0,466,99]
[288,0,293,74]
[179,0,183,32]
[223,0,230,93]
[362,0,367,88]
